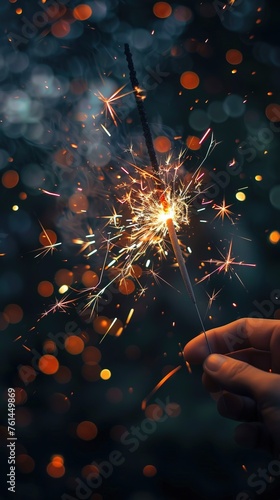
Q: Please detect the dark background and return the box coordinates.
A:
[0,0,280,499]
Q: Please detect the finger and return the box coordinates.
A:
[271,328,280,373]
[228,349,272,372]
[234,423,273,453]
[202,372,221,393]
[202,351,272,391]
[203,354,279,401]
[183,318,280,363]
[216,392,258,422]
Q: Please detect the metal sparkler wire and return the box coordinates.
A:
[124,44,212,354]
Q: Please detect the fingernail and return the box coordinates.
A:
[204,354,227,371]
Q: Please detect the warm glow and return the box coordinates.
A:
[158,207,174,223]
[255,174,262,182]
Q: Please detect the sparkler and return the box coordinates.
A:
[124,44,212,354]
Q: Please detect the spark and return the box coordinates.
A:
[72,226,96,257]
[199,128,211,144]
[213,198,234,223]
[33,222,61,258]
[199,240,256,286]
[125,308,134,325]
[141,365,182,410]
[39,295,76,319]
[95,84,134,126]
[99,317,118,344]
[101,123,111,136]
[206,288,222,311]
[41,189,60,197]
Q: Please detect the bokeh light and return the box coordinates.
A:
[64,335,84,355]
[39,229,57,246]
[81,270,99,287]
[16,454,35,474]
[236,192,246,202]
[47,461,65,478]
[174,6,192,23]
[269,231,280,244]
[2,169,19,188]
[51,20,71,38]
[118,278,135,295]
[77,421,98,441]
[37,281,54,297]
[143,465,157,477]
[100,368,111,380]
[186,135,201,151]
[180,71,200,90]
[73,4,92,20]
[82,346,102,365]
[53,366,72,384]
[265,103,280,122]
[226,49,243,65]
[153,2,172,19]
[54,269,74,287]
[69,193,89,213]
[153,136,171,153]
[38,355,59,375]
[4,303,23,323]
[14,387,27,405]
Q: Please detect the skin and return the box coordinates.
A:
[183,318,280,455]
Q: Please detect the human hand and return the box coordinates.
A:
[183,318,280,455]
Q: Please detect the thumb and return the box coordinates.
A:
[203,354,272,401]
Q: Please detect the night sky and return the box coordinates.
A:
[0,1,280,499]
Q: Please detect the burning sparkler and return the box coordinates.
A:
[124,43,212,353]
